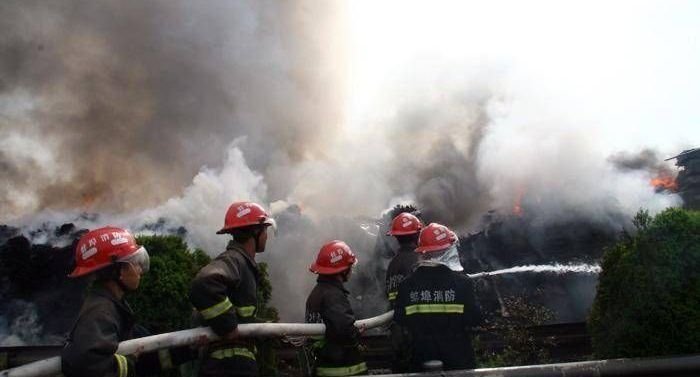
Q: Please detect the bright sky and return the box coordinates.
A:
[346,0,700,155]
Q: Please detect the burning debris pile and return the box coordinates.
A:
[668,148,700,210]
[459,210,619,322]
[365,203,617,323]
[0,224,88,346]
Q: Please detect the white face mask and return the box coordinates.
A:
[418,244,463,272]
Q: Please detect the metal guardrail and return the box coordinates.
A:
[371,354,700,377]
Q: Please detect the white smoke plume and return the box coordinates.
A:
[0,301,62,346]
[1,2,685,322]
[138,140,267,254]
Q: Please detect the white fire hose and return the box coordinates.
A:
[0,311,394,377]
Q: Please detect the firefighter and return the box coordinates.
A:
[385,212,423,305]
[305,240,367,376]
[393,223,482,371]
[384,212,422,373]
[62,226,188,377]
[189,201,276,377]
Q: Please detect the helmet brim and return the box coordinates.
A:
[309,257,357,275]
[68,264,106,278]
[415,244,451,254]
[387,229,421,236]
[217,217,276,235]
[309,263,349,275]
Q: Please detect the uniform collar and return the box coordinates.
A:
[398,243,417,253]
[92,284,134,315]
[414,262,452,273]
[317,275,349,294]
[227,240,258,269]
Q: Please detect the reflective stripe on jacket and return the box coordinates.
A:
[61,286,136,377]
[190,242,260,335]
[316,362,368,376]
[306,276,366,376]
[190,241,260,376]
[62,286,194,377]
[394,264,482,372]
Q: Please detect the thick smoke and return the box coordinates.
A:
[0,0,346,218]
[1,1,683,325]
[382,87,493,226]
[608,148,679,191]
[608,149,670,172]
[0,301,63,346]
[476,98,681,226]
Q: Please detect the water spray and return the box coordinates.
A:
[467,263,601,279]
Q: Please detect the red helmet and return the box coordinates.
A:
[217,201,275,234]
[309,240,358,275]
[386,212,423,236]
[69,226,150,278]
[415,223,457,254]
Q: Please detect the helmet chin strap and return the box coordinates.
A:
[107,257,129,292]
[253,228,264,253]
[115,264,131,293]
[340,268,351,282]
[116,277,130,293]
[114,262,139,293]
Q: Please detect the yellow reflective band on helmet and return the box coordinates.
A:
[316,362,368,376]
[158,349,173,369]
[210,347,256,361]
[200,298,233,320]
[388,291,397,301]
[235,305,256,317]
[114,354,128,377]
[405,303,464,315]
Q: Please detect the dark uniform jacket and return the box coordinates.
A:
[385,244,419,304]
[385,244,419,372]
[61,286,190,377]
[62,286,137,377]
[394,264,482,371]
[305,276,367,376]
[189,242,260,377]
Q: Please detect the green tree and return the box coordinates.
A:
[130,235,211,334]
[588,208,700,358]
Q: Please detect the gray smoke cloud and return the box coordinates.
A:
[608,148,678,183]
[0,0,346,217]
[0,300,65,346]
[609,149,666,172]
[385,90,493,225]
[1,2,684,323]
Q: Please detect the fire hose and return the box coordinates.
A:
[0,311,394,377]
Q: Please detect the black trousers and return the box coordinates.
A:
[198,356,258,377]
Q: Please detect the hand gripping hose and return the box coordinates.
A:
[0,311,394,377]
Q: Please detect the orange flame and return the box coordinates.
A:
[81,193,97,208]
[650,175,678,192]
[512,189,525,216]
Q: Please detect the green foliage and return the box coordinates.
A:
[129,235,211,334]
[476,295,555,367]
[589,208,700,358]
